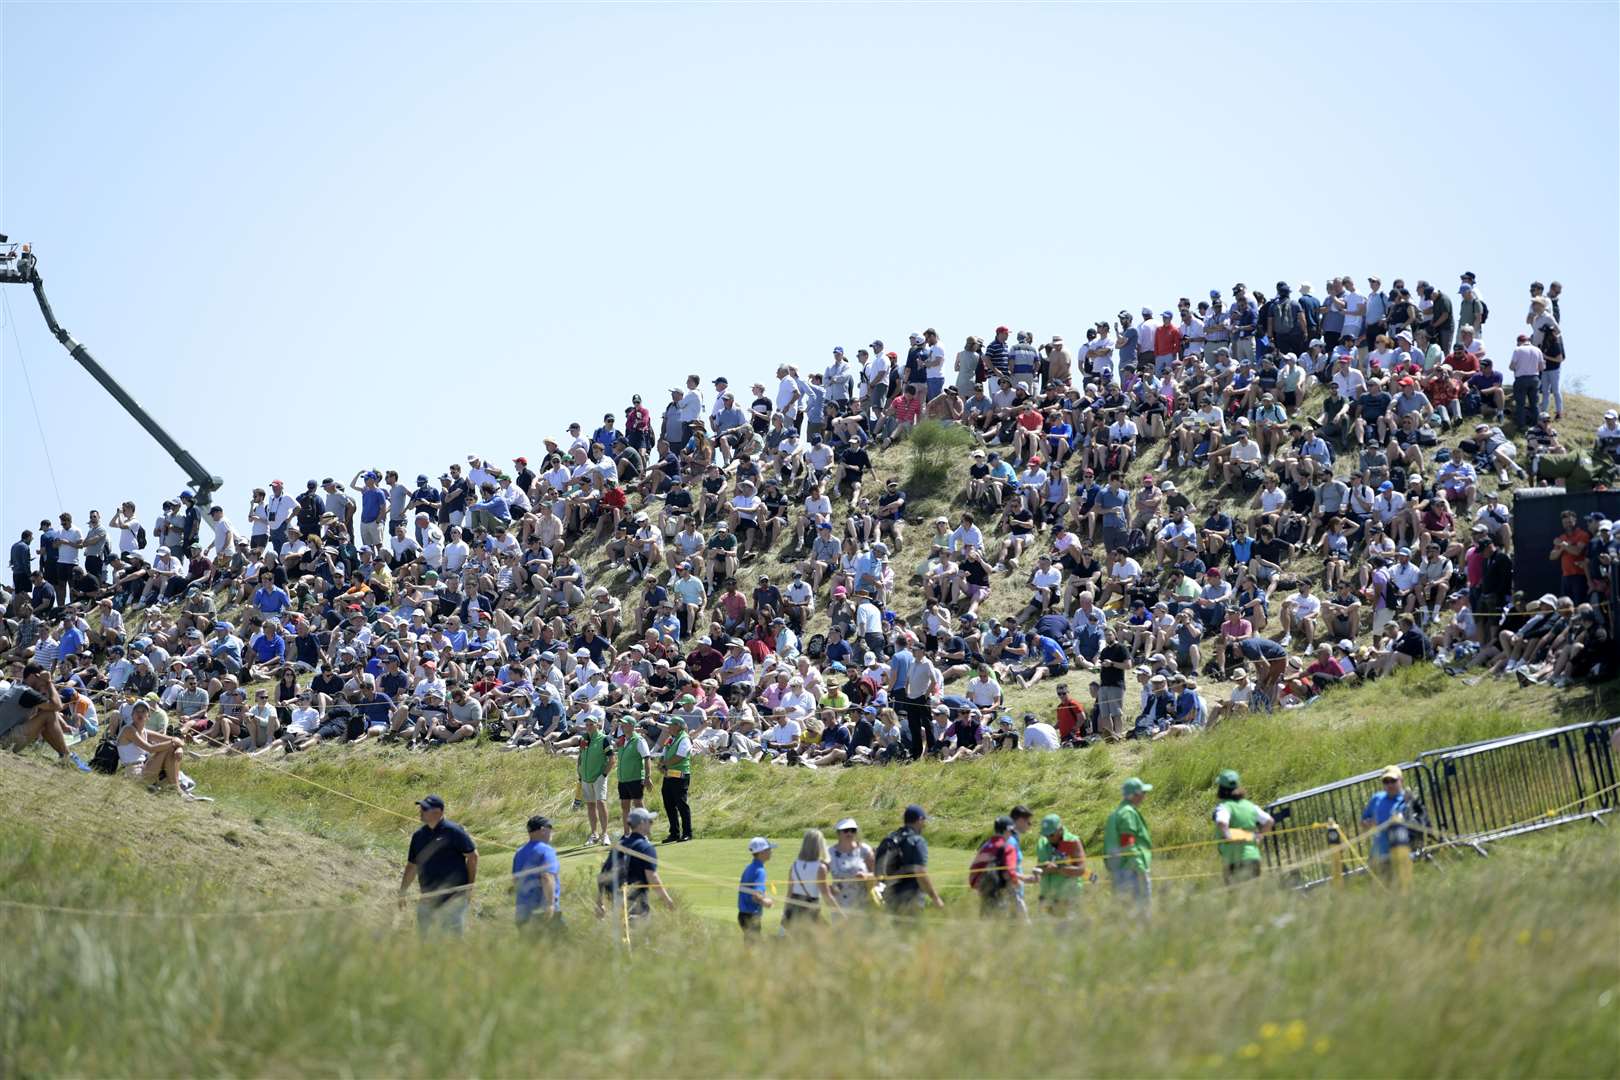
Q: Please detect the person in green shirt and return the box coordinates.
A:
[1103,777,1153,909]
[616,717,654,833]
[1036,813,1087,918]
[577,712,614,846]
[657,715,694,843]
[1212,769,1274,885]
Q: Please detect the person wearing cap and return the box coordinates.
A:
[737,836,776,937]
[400,794,478,935]
[827,819,876,909]
[967,815,1024,917]
[877,804,942,913]
[615,715,654,832]
[1212,770,1273,884]
[656,715,694,843]
[512,815,562,930]
[1360,765,1410,879]
[1103,778,1153,908]
[596,806,674,923]
[576,713,614,846]
[1507,331,1544,429]
[1036,813,1087,917]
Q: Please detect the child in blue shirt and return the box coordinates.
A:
[738,838,776,936]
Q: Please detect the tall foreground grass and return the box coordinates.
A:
[4,832,1616,1078]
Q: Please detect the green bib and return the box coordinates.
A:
[617,736,647,782]
[662,738,691,776]
[1216,798,1262,867]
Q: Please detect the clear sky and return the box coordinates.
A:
[4,2,1617,537]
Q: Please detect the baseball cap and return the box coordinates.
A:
[1380,765,1403,781]
[747,837,776,854]
[628,807,658,826]
[1122,777,1153,796]
[903,804,928,824]
[416,794,445,811]
[1217,769,1241,789]
[835,818,858,832]
[1039,813,1063,837]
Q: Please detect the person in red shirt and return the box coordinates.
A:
[1152,311,1183,372]
[1552,510,1591,603]
[1012,404,1046,463]
[1424,367,1462,427]
[1054,683,1087,744]
[1446,344,1480,375]
[880,385,923,448]
[598,478,628,540]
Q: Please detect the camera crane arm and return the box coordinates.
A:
[2,243,222,509]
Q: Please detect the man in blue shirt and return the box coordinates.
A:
[251,573,292,617]
[597,807,674,923]
[10,529,32,594]
[737,836,775,937]
[1360,765,1410,874]
[512,815,562,929]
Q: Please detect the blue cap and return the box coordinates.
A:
[870,340,883,350]
[1160,310,1173,319]
[1379,481,1394,491]
[416,474,429,484]
[904,804,928,824]
[179,490,194,499]
[1209,289,1221,299]
[833,346,844,355]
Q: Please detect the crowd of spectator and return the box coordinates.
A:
[3,272,1617,801]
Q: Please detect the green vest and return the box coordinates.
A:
[1103,801,1151,872]
[1216,798,1262,867]
[577,732,611,782]
[617,736,647,783]
[662,736,691,776]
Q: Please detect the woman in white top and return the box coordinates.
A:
[117,701,186,795]
[782,828,834,929]
[827,819,875,911]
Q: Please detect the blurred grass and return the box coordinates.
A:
[2,821,1615,1078]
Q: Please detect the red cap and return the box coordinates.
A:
[513,456,527,465]
[886,351,898,359]
[995,325,1010,334]
[271,479,284,486]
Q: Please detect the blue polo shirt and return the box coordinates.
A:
[739,858,768,914]
[512,839,561,920]
[1361,790,1409,858]
[361,487,387,524]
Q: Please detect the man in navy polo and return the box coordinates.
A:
[400,794,478,935]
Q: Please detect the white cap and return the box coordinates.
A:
[835,818,859,832]
[747,837,776,854]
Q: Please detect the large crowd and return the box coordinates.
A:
[3,273,1617,822]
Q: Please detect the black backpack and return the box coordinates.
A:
[135,524,149,550]
[1541,323,1564,360]
[805,633,827,660]
[89,717,123,775]
[873,828,909,881]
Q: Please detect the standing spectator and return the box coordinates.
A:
[576,713,614,845]
[1508,334,1544,430]
[399,794,478,936]
[1551,510,1591,605]
[1360,765,1410,882]
[597,806,675,923]
[512,815,562,930]
[878,804,943,914]
[737,837,776,937]
[1103,777,1153,908]
[10,529,32,594]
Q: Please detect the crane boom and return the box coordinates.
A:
[1,244,222,509]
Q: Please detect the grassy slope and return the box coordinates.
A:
[174,664,1612,869]
[3,825,1615,1078]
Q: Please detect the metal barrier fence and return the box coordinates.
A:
[1263,717,1617,889]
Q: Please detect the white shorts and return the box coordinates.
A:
[581,774,609,802]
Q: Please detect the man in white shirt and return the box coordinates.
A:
[206,506,239,558]
[1021,714,1060,750]
[1507,334,1544,429]
[1281,580,1322,648]
[264,481,298,548]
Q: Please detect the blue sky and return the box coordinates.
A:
[4,3,1617,536]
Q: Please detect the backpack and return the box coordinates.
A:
[804,633,827,660]
[968,835,1012,897]
[89,725,121,775]
[135,523,149,550]
[1541,323,1564,360]
[873,828,909,881]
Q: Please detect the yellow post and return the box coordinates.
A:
[1388,813,1414,895]
[1325,820,1345,890]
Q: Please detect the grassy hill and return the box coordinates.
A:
[4,391,1617,1077]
